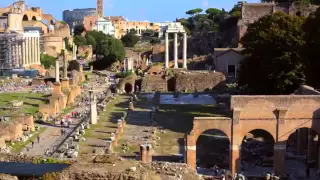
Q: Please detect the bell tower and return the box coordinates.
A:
[97,0,103,18]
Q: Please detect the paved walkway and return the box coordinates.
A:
[22,72,113,156]
[22,109,84,156]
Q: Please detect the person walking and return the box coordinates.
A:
[37,136,40,143]
[306,166,310,178]
[31,141,34,148]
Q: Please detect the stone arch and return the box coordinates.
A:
[32,16,37,21]
[23,14,29,21]
[240,126,277,145]
[240,99,276,119]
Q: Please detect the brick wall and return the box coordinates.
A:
[175,71,226,91]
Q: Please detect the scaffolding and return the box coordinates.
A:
[0,32,24,72]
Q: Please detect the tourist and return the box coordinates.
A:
[306,166,310,178]
[213,165,219,176]
[37,136,40,143]
[31,141,34,148]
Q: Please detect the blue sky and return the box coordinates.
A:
[1,0,259,22]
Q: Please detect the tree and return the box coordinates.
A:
[205,8,222,20]
[239,12,306,94]
[302,7,320,88]
[186,8,203,17]
[73,24,86,35]
[85,34,96,50]
[129,28,137,34]
[40,53,56,69]
[121,33,140,47]
[73,35,87,46]
[95,36,125,69]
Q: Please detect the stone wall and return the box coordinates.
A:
[43,35,64,57]
[175,71,226,91]
[141,75,167,92]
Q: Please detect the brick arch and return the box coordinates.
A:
[196,127,231,143]
[240,128,276,143]
[192,117,232,143]
[240,99,276,119]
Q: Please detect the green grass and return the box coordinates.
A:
[80,96,128,154]
[8,127,46,153]
[152,104,230,155]
[0,93,47,116]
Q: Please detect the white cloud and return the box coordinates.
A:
[202,0,209,8]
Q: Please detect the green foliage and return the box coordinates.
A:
[59,21,67,25]
[180,3,242,35]
[129,28,137,34]
[116,70,134,78]
[40,53,56,69]
[186,8,203,16]
[302,7,320,88]
[121,33,140,47]
[73,35,87,46]
[85,34,96,50]
[73,24,86,35]
[239,12,306,94]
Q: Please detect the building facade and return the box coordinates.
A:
[22,31,40,67]
[63,8,96,34]
[93,17,115,36]
[108,17,160,38]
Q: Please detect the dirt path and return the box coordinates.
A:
[113,96,155,155]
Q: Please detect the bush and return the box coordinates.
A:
[40,53,56,69]
[116,70,134,78]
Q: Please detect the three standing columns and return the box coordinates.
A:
[164,32,187,69]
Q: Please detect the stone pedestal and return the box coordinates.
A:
[129,102,134,111]
[61,78,70,91]
[52,82,62,96]
[274,143,286,174]
[140,144,152,163]
[90,102,97,124]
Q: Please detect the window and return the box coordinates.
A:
[227,65,236,78]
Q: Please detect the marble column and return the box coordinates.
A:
[26,38,30,66]
[63,52,68,78]
[22,41,26,67]
[31,37,36,64]
[55,60,60,83]
[174,32,178,68]
[165,32,169,69]
[36,38,40,64]
[183,33,187,69]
